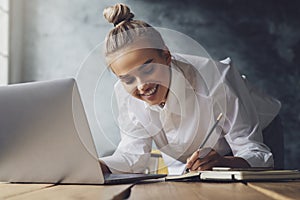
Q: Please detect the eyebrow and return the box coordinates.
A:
[119,58,154,79]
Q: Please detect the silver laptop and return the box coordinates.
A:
[0,78,166,184]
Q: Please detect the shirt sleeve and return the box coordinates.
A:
[100,82,152,173]
[217,60,275,168]
[101,131,152,173]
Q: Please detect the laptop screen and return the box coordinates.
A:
[0,78,105,184]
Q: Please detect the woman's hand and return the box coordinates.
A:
[186,148,225,171]
[99,159,112,174]
[186,148,250,171]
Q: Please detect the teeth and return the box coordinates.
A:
[144,86,157,96]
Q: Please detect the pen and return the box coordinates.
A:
[185,113,223,173]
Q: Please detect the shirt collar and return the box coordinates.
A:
[145,61,186,116]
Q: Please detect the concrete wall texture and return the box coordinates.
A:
[18,0,300,169]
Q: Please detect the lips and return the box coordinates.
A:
[143,85,158,96]
[139,84,159,97]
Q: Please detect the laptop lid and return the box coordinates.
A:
[0,78,105,184]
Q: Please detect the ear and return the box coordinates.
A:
[162,46,172,65]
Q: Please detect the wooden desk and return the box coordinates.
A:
[1,181,299,200]
[128,181,273,200]
[248,181,300,200]
[0,183,133,200]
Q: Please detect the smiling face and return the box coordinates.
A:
[110,48,172,106]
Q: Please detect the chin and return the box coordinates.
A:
[146,100,161,106]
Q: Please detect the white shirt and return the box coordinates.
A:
[101,53,281,173]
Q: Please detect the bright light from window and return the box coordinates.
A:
[0,0,9,85]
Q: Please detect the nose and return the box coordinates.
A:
[136,78,147,92]
[137,82,146,91]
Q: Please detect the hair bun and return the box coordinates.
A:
[103,3,134,27]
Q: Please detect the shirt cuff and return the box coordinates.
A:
[237,151,274,168]
[100,152,151,174]
[100,155,132,174]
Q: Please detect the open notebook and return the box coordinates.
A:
[166,168,300,181]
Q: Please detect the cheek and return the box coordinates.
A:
[151,68,170,87]
[121,83,141,99]
[122,83,135,93]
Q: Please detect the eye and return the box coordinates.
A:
[143,65,155,75]
[121,77,135,85]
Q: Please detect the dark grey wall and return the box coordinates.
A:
[19,0,300,168]
[130,0,300,168]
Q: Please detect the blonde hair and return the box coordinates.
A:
[103,3,166,65]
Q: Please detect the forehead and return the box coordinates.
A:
[110,49,160,76]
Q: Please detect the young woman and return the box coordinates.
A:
[99,3,281,174]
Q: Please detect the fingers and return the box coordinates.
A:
[186,149,200,169]
[196,158,218,171]
[192,150,216,171]
[187,149,224,171]
[191,159,209,171]
[99,159,111,174]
